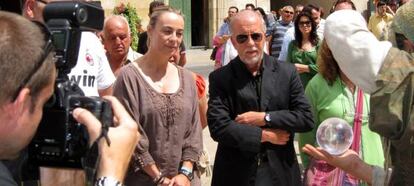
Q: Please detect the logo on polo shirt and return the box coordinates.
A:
[85,50,94,66]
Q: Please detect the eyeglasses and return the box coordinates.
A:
[235,33,263,44]
[12,22,54,101]
[299,21,312,27]
[284,10,294,15]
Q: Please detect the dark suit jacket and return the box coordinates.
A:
[207,54,314,186]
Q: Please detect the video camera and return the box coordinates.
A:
[28,1,113,169]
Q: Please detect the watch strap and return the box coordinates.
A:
[179,166,194,181]
[95,176,123,186]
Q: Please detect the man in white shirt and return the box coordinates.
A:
[69,31,116,96]
[102,15,142,77]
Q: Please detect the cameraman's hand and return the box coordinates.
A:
[73,96,139,182]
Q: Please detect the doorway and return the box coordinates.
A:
[191,0,208,48]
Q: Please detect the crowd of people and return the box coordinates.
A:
[209,1,413,185]
[1,0,414,185]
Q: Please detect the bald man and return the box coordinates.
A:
[207,10,313,186]
[102,15,142,76]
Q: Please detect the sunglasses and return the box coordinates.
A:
[235,33,263,44]
[299,21,312,27]
[12,22,54,101]
[284,10,294,15]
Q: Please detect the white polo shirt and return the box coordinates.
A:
[68,32,116,96]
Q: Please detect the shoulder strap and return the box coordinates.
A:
[335,89,365,185]
[351,89,364,152]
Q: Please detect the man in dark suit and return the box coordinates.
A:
[207,10,314,186]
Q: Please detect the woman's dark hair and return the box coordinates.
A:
[229,6,239,13]
[303,4,323,17]
[377,1,387,7]
[245,3,255,9]
[294,11,319,48]
[254,7,269,27]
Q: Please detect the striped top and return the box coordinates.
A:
[269,20,293,59]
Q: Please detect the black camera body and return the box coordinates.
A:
[28,1,111,169]
[29,85,112,168]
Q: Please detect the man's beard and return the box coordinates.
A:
[241,51,263,66]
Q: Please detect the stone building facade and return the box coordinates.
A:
[100,0,370,48]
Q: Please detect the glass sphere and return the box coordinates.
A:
[316,117,353,155]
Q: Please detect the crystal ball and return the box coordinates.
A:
[316,117,353,155]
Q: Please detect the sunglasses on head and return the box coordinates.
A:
[235,33,263,44]
[284,10,294,15]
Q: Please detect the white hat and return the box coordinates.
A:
[324,10,392,93]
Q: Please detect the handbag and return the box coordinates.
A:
[304,89,364,186]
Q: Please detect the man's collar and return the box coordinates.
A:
[237,55,268,77]
[106,52,128,66]
[376,12,388,18]
[255,60,264,77]
[279,19,292,25]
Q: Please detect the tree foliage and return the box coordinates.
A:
[113,3,141,51]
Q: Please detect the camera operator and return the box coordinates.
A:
[0,11,138,186]
[22,0,116,184]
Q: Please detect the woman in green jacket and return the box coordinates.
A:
[287,12,320,88]
[299,41,384,185]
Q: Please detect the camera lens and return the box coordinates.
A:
[76,7,88,24]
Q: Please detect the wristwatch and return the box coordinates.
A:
[264,112,271,124]
[95,176,123,186]
[179,166,194,181]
